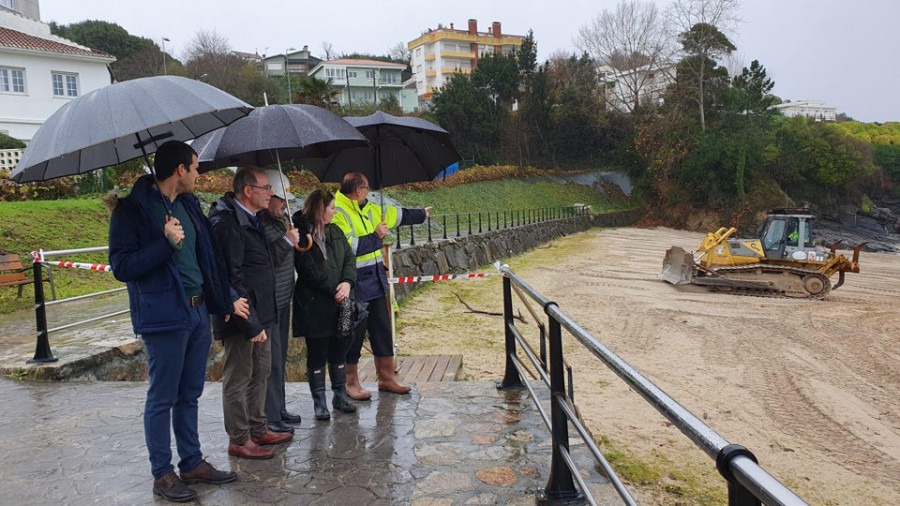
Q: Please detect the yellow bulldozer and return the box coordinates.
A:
[659,208,865,299]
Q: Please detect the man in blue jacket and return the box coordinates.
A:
[109,141,247,503]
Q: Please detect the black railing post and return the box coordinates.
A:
[395,225,402,250]
[716,445,762,506]
[427,217,433,243]
[409,223,416,246]
[498,274,526,390]
[504,211,508,229]
[442,215,447,240]
[478,212,483,233]
[487,211,492,231]
[467,213,472,235]
[28,259,58,363]
[456,214,461,237]
[538,307,580,502]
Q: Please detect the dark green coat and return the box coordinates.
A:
[291,218,356,339]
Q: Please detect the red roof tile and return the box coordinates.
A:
[0,27,115,60]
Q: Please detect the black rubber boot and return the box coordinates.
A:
[308,368,330,421]
[328,363,358,414]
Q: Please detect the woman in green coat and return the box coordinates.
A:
[292,189,358,420]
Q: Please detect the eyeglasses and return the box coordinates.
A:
[249,184,273,192]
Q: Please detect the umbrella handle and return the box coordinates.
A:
[295,233,313,253]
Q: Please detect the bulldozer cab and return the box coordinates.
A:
[760,209,816,260]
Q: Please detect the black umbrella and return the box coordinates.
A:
[192,104,368,251]
[304,111,460,191]
[11,75,252,183]
[192,104,367,173]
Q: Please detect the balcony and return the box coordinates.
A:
[424,53,436,61]
[440,51,476,59]
[441,68,471,75]
[425,70,437,78]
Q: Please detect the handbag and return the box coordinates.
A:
[337,297,369,337]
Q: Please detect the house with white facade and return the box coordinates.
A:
[407,19,524,103]
[0,7,115,143]
[772,100,837,122]
[261,45,320,79]
[308,58,407,109]
[600,63,676,114]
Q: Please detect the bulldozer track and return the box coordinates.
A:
[706,264,832,300]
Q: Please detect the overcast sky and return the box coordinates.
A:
[38,0,899,123]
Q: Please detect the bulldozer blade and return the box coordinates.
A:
[659,246,696,285]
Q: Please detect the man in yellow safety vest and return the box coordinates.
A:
[332,172,431,399]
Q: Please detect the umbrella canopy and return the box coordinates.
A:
[304,111,460,190]
[11,75,252,183]
[192,104,367,172]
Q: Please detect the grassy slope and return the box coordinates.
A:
[0,177,618,314]
[0,199,121,314]
[388,178,626,214]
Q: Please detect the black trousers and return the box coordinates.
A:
[264,304,290,422]
[306,335,348,370]
[345,295,393,364]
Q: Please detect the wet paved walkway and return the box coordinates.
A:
[0,378,619,505]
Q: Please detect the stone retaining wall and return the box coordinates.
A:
[390,209,643,300]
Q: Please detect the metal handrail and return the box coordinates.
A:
[28,245,128,364]
[393,205,591,249]
[496,262,808,506]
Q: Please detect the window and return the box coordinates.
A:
[0,67,26,94]
[347,70,358,78]
[379,73,398,84]
[0,0,11,8]
[365,70,375,79]
[325,68,345,79]
[52,72,78,97]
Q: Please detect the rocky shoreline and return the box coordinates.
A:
[816,200,900,253]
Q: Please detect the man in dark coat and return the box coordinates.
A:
[109,141,243,502]
[260,170,301,433]
[208,168,292,460]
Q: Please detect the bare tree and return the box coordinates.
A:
[668,0,741,38]
[575,0,674,114]
[183,30,246,97]
[321,41,336,60]
[388,41,410,62]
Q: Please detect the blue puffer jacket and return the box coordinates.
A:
[109,175,234,335]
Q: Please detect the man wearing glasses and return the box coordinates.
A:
[209,168,295,460]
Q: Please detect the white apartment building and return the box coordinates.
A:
[772,100,837,122]
[408,19,524,102]
[0,7,115,142]
[600,63,676,114]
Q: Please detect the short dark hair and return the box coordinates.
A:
[154,141,196,181]
[340,172,368,195]
[233,167,262,195]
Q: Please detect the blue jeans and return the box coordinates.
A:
[142,303,211,479]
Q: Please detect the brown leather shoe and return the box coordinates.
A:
[153,471,196,502]
[251,430,293,446]
[228,439,273,460]
[180,460,237,485]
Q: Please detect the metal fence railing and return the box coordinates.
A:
[495,262,808,505]
[27,246,127,363]
[393,205,593,249]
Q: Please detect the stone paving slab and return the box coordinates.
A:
[0,378,621,505]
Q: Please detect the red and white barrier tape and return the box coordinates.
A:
[388,272,501,284]
[44,260,113,272]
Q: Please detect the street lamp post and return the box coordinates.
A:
[285,47,295,103]
[161,37,170,75]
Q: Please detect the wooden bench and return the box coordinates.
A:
[0,254,55,300]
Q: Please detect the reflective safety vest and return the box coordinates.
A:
[332,190,403,269]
